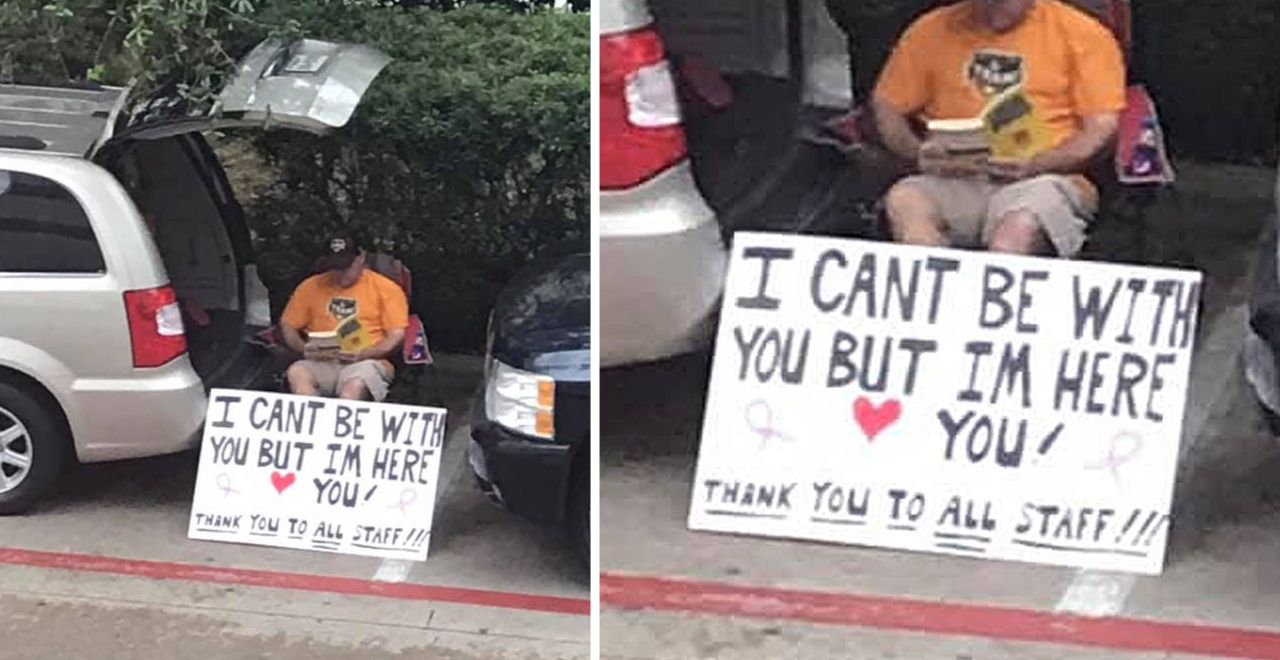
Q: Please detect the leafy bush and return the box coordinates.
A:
[238,4,589,352]
[0,0,263,103]
[1,1,586,353]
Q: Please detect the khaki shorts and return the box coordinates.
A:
[295,359,392,402]
[898,174,1097,257]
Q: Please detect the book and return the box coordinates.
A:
[306,330,342,361]
[924,87,1051,177]
[925,118,990,178]
[927,118,989,153]
[334,315,372,354]
[981,87,1051,160]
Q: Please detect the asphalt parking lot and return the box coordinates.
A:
[600,351,1280,660]
[0,356,588,660]
[599,171,1280,660]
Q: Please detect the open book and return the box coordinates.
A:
[926,87,1052,171]
[306,330,342,361]
[306,317,372,360]
[334,316,372,354]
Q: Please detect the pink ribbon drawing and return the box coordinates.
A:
[745,400,797,449]
[388,489,417,517]
[1084,431,1144,487]
[216,473,241,499]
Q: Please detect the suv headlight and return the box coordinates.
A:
[484,359,555,440]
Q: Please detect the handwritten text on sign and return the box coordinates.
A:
[188,389,447,561]
[688,233,1200,575]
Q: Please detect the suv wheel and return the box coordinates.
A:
[0,382,67,514]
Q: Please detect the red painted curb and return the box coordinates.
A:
[0,547,589,616]
[601,573,1280,659]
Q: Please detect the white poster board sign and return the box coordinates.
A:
[689,233,1201,575]
[189,389,447,561]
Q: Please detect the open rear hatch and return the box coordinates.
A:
[648,0,892,238]
[114,38,391,142]
[1,37,389,156]
[101,38,390,389]
[0,84,129,156]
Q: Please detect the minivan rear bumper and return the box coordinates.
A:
[70,356,208,463]
[600,163,727,367]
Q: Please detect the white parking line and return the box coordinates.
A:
[373,559,413,583]
[1055,569,1135,617]
[370,423,473,584]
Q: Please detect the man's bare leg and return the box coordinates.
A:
[337,378,371,401]
[884,180,949,246]
[986,209,1051,255]
[286,362,320,396]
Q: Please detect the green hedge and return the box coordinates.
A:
[239,5,588,352]
[1,2,587,353]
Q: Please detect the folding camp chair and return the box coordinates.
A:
[256,252,441,407]
[811,0,1176,264]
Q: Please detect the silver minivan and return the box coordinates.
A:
[598,0,854,368]
[598,0,726,368]
[0,38,389,513]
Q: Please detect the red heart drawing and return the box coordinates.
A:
[270,471,296,494]
[853,397,902,441]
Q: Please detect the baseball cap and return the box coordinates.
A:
[317,236,362,271]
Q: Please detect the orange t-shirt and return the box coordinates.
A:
[875,0,1126,191]
[281,269,409,371]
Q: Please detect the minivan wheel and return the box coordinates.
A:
[0,382,67,515]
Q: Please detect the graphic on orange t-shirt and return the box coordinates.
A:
[281,269,409,372]
[967,48,1024,98]
[875,0,1126,155]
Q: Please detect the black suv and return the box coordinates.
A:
[468,247,590,561]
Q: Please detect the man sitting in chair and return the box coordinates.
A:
[872,0,1125,257]
[280,236,408,401]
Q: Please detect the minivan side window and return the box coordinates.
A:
[0,169,106,273]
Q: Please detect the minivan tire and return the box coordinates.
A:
[0,382,68,515]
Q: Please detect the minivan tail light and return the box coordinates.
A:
[626,61,681,128]
[600,26,688,190]
[124,285,187,368]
